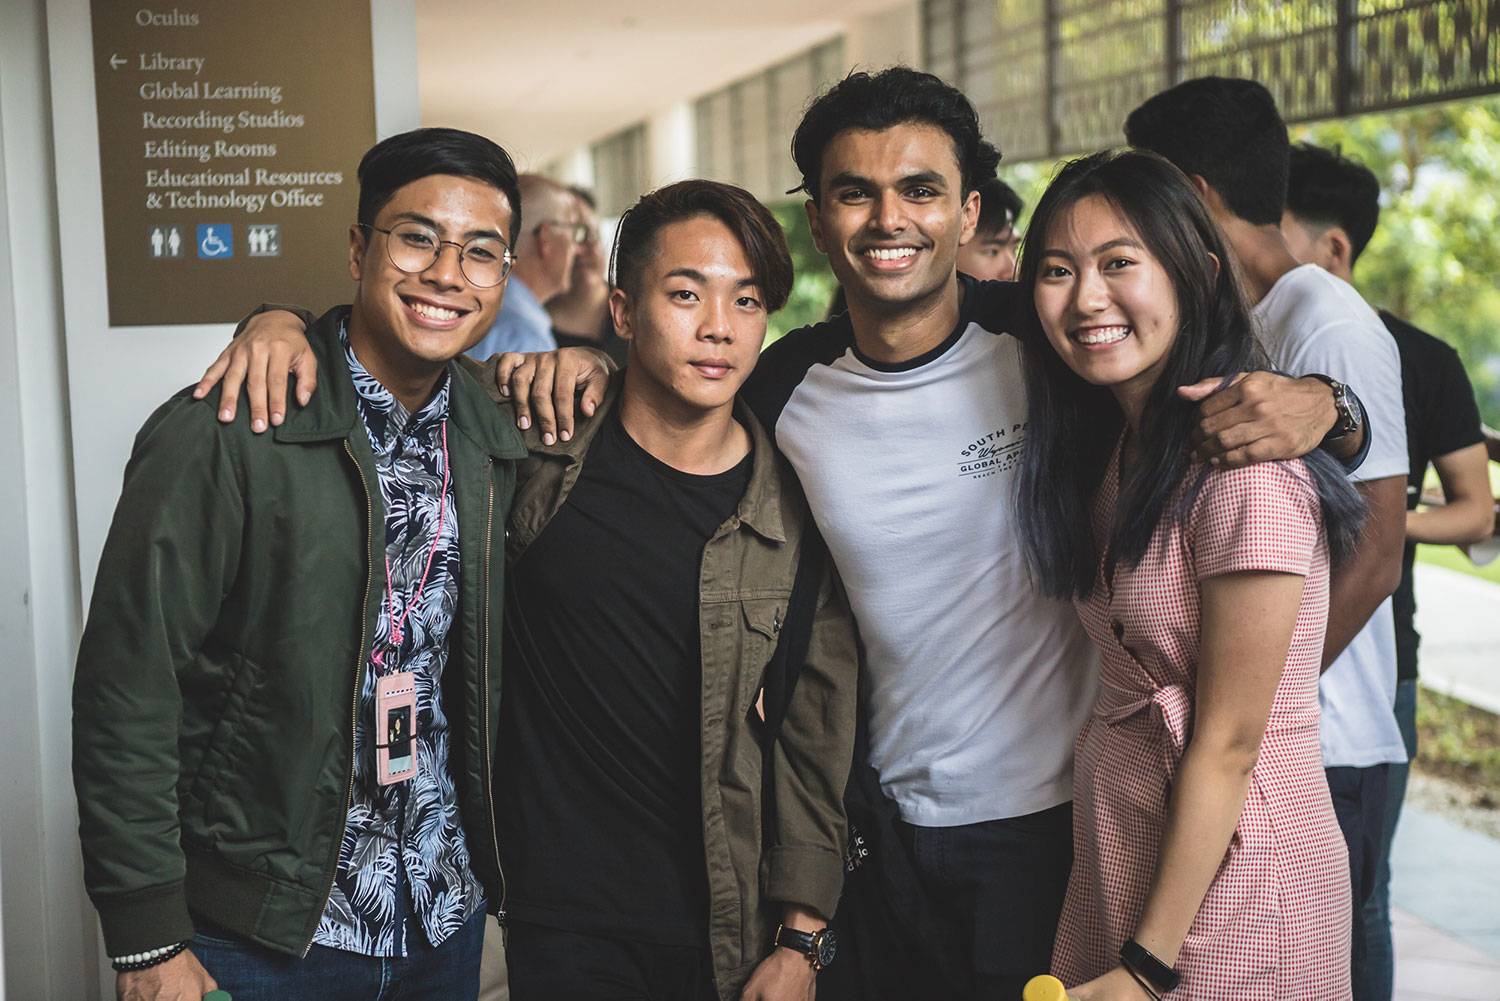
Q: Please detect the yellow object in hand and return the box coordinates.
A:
[1022,974,1072,1001]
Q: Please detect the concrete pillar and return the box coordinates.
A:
[551,147,596,190]
[1,0,94,996]
[647,100,696,188]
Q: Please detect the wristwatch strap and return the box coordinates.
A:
[773,923,835,971]
[1119,938,1180,994]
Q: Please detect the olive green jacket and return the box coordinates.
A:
[72,307,528,958]
[497,372,859,998]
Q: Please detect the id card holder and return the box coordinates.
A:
[374,670,417,785]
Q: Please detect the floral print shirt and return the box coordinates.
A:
[312,328,485,956]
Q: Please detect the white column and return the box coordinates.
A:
[552,147,597,190]
[647,100,696,189]
[1,0,93,996]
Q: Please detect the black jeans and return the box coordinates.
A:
[895,802,1074,1001]
[505,921,718,1001]
[1327,763,1391,1001]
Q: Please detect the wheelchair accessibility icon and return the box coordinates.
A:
[197,224,234,260]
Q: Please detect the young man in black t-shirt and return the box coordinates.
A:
[1284,140,1493,1001]
[494,180,858,1001]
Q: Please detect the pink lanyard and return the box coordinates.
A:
[371,420,450,671]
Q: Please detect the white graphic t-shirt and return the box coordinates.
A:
[744,278,1098,826]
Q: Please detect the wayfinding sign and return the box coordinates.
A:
[90,2,377,325]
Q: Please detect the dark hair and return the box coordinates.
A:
[357,127,522,244]
[1014,149,1363,598]
[1286,142,1381,265]
[976,176,1024,237]
[610,179,794,313]
[790,67,1002,203]
[568,185,598,211]
[1124,77,1289,226]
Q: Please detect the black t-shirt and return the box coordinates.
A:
[497,411,752,945]
[1383,310,1484,681]
[553,313,630,368]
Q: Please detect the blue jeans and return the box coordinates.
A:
[189,909,486,1001]
[1327,759,1393,1001]
[1362,678,1418,1001]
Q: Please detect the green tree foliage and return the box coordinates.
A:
[1295,97,1500,427]
[768,201,838,347]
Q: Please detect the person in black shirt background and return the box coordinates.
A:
[1284,140,1494,1001]
[954,175,1023,282]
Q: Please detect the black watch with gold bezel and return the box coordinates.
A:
[1307,372,1364,443]
[773,923,837,971]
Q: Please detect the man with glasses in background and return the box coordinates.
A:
[468,174,588,357]
[73,127,528,1001]
[546,186,630,367]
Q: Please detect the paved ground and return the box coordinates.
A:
[1393,906,1500,1001]
[1392,806,1500,999]
[1394,562,1500,998]
[1412,562,1500,714]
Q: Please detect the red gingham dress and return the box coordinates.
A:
[1051,447,1352,999]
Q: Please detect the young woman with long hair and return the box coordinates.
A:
[1014,149,1364,1000]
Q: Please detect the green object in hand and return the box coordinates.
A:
[203,991,233,1001]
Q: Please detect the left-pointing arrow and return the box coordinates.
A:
[110,53,126,69]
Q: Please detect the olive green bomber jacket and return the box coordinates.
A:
[497,372,860,999]
[71,307,529,958]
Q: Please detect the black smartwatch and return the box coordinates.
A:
[1307,372,1364,443]
[773,923,837,971]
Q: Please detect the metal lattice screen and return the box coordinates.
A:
[590,124,650,218]
[694,39,847,202]
[924,0,1500,162]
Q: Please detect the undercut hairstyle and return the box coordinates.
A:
[790,67,1002,203]
[1014,149,1364,599]
[1124,76,1289,226]
[976,176,1024,238]
[356,127,522,244]
[610,180,794,313]
[1286,142,1382,265]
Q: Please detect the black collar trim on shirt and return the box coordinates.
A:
[848,273,980,373]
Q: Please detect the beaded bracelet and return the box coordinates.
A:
[110,940,188,973]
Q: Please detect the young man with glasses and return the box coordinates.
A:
[73,127,529,1001]
[466,174,587,358]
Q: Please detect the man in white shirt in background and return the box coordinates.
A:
[1128,77,1409,1001]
